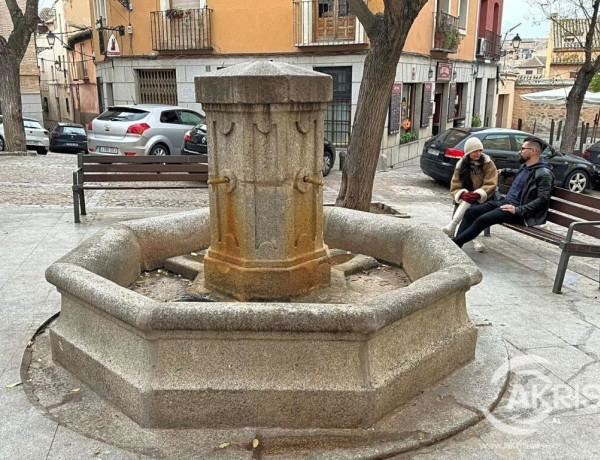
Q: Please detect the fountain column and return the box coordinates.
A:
[195,62,332,300]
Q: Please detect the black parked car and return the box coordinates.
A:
[583,141,600,187]
[182,123,337,176]
[420,128,596,193]
[49,123,87,153]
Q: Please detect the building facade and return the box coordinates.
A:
[0,0,43,121]
[546,14,600,80]
[86,0,502,168]
[37,0,98,128]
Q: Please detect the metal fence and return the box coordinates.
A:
[150,7,212,51]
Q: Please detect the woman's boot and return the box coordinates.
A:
[442,201,471,237]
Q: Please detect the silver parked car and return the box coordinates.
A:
[87,105,205,156]
[0,115,50,155]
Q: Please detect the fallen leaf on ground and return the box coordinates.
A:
[94,448,101,455]
[191,252,198,257]
[5,382,22,388]
[218,443,230,449]
[71,387,80,392]
[252,438,259,449]
[418,432,425,440]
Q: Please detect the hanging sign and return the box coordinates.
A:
[106,33,120,57]
[448,82,457,121]
[421,83,432,128]
[436,62,453,81]
[388,83,402,135]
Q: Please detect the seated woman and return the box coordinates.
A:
[442,137,498,252]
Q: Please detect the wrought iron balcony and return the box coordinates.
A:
[293,0,368,47]
[150,7,212,51]
[476,30,501,60]
[432,11,461,53]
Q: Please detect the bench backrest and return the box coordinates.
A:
[78,154,208,182]
[499,182,600,239]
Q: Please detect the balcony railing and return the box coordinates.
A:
[476,30,501,60]
[150,7,212,51]
[432,12,461,53]
[293,0,368,47]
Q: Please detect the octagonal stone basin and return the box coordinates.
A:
[45,207,482,429]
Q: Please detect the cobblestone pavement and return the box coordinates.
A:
[0,152,453,211]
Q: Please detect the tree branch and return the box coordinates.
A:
[347,0,376,35]
[4,0,24,27]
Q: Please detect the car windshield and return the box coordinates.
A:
[436,129,470,146]
[97,108,149,122]
[63,126,86,135]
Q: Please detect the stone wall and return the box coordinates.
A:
[512,82,599,135]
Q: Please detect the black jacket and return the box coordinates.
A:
[501,162,554,226]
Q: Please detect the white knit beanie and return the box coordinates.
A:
[464,137,484,156]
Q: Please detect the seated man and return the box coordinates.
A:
[454,136,554,248]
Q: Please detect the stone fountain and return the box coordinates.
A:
[45,62,488,433]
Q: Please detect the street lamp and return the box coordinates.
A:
[428,65,434,80]
[512,33,522,51]
[46,31,56,47]
[36,30,56,53]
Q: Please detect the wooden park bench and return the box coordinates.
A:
[72,154,208,224]
[484,181,600,293]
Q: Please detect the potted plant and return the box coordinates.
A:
[471,112,482,127]
[166,7,184,19]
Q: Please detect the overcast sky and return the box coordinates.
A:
[502,0,551,39]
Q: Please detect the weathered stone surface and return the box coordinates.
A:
[195,61,333,104]
[196,62,333,300]
[46,206,481,429]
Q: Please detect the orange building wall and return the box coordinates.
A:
[90,0,480,59]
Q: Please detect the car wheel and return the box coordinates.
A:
[0,136,5,151]
[323,149,334,177]
[149,143,169,156]
[37,147,48,155]
[564,170,589,193]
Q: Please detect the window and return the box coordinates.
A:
[160,110,180,124]
[137,69,178,105]
[177,110,205,126]
[569,71,578,78]
[65,98,70,114]
[97,108,149,121]
[401,84,415,133]
[458,0,468,30]
[63,126,86,135]
[525,70,533,75]
[482,134,511,150]
[93,0,107,27]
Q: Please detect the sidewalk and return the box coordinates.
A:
[2,153,600,459]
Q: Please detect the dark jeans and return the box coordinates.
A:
[454,199,523,247]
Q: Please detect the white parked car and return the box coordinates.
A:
[0,115,50,155]
[87,105,205,156]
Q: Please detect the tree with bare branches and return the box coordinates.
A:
[534,0,600,155]
[0,0,40,152]
[335,0,428,211]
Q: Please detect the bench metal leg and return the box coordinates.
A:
[553,250,571,294]
[79,189,87,216]
[483,227,491,237]
[73,188,81,224]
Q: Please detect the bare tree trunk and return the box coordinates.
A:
[0,0,40,152]
[0,57,27,151]
[560,60,600,155]
[336,43,402,211]
[336,0,428,211]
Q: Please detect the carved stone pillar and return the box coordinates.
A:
[195,62,332,300]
